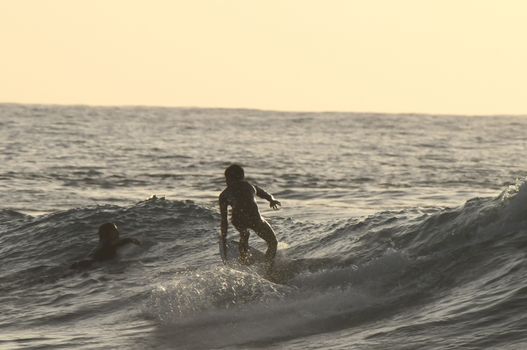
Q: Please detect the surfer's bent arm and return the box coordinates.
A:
[218,193,229,261]
[219,193,229,238]
[255,185,281,210]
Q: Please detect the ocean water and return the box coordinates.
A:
[0,103,526,349]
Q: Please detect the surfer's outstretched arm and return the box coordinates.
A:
[255,185,281,210]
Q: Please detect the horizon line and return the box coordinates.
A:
[1,101,526,118]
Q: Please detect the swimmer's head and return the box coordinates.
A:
[98,223,120,242]
[225,164,244,184]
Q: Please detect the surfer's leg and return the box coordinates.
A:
[253,219,278,263]
[236,226,251,265]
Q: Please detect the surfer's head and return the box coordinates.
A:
[98,223,120,242]
[225,164,245,184]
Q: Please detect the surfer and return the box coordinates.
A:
[219,164,281,267]
[70,223,140,269]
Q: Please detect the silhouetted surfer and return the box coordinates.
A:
[71,223,140,269]
[219,164,281,269]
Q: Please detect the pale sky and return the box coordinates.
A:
[1,0,526,114]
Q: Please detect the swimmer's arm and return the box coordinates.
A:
[88,245,103,260]
[115,237,141,247]
[71,246,99,268]
[86,244,117,263]
[70,259,94,269]
[255,185,281,210]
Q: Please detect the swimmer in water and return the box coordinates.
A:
[90,223,141,260]
[219,164,281,268]
[71,223,140,269]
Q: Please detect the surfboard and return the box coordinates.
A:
[218,238,338,285]
[219,239,267,265]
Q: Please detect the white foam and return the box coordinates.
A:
[149,275,383,349]
[145,250,409,349]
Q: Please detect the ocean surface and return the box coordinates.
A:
[0,103,526,349]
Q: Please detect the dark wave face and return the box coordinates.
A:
[1,181,526,349]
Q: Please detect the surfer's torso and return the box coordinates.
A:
[219,180,265,227]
